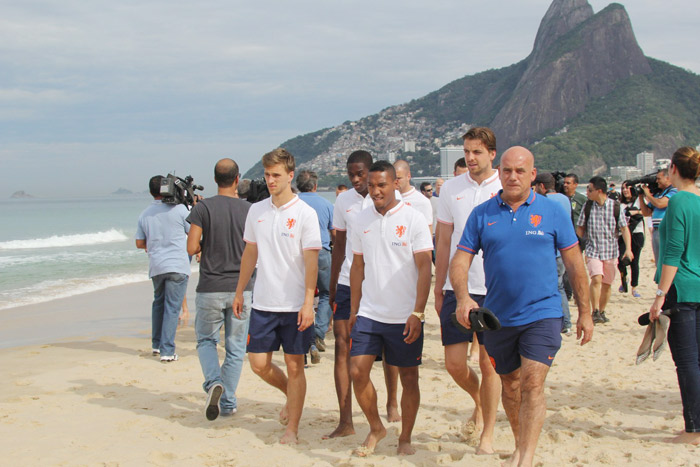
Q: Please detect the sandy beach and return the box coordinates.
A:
[1,241,698,466]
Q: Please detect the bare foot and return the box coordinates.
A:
[279,429,298,445]
[354,426,387,457]
[476,443,495,455]
[279,404,289,426]
[386,404,402,422]
[670,432,700,445]
[468,354,479,364]
[322,423,355,439]
[397,440,416,455]
[501,449,520,467]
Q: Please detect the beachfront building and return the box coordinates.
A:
[610,166,642,181]
[655,158,671,171]
[636,151,655,175]
[439,146,463,178]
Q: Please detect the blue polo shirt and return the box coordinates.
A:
[457,190,578,327]
[298,192,334,250]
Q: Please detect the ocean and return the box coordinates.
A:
[0,192,338,311]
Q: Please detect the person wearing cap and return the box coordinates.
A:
[450,146,593,467]
[532,172,573,335]
[349,160,433,456]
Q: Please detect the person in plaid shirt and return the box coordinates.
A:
[576,176,633,324]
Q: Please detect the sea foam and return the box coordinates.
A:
[0,229,129,250]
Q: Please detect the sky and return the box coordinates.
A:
[2,0,699,198]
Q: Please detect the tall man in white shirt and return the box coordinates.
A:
[233,148,321,445]
[433,127,502,454]
[394,160,433,234]
[349,160,433,456]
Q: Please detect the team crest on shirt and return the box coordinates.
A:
[391,225,408,247]
[281,218,296,238]
[529,214,542,228]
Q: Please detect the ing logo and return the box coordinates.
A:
[529,214,542,228]
[395,225,407,238]
[286,218,296,229]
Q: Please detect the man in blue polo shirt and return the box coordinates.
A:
[449,146,593,467]
[638,168,677,263]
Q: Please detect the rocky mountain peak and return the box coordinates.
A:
[531,0,594,60]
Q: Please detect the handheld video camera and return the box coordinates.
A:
[625,172,660,197]
[160,174,203,208]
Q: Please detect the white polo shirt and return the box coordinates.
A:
[401,187,433,227]
[437,171,502,294]
[351,201,433,324]
[333,188,373,287]
[243,195,321,312]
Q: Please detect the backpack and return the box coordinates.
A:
[582,199,622,237]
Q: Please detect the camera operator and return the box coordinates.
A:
[638,169,677,263]
[617,182,645,297]
[135,175,191,362]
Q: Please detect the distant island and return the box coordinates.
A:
[112,188,134,195]
[10,191,34,199]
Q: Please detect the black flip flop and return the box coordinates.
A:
[450,307,501,334]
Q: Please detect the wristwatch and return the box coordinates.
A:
[411,311,425,321]
[655,289,666,297]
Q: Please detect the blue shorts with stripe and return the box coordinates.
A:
[334,284,351,321]
[247,309,314,355]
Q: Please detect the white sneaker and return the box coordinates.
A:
[152,348,160,356]
[205,383,224,421]
[160,354,178,362]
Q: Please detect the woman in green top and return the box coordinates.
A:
[649,146,700,445]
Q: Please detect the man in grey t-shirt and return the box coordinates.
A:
[187,158,252,420]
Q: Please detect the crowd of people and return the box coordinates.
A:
[134,128,700,464]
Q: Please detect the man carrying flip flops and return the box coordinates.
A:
[450,146,594,467]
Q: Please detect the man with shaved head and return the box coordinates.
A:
[449,146,593,466]
[187,158,253,420]
[394,160,433,233]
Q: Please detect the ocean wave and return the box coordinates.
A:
[0,273,149,310]
[0,229,129,250]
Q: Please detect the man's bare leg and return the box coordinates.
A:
[478,344,500,454]
[589,275,602,312]
[324,320,355,439]
[249,352,289,423]
[599,283,612,313]
[444,342,482,432]
[351,355,387,456]
[279,353,306,444]
[500,367,522,466]
[383,359,402,422]
[513,357,550,467]
[468,334,480,363]
[397,366,420,455]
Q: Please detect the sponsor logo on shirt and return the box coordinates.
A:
[281,218,297,238]
[456,196,465,200]
[529,214,542,228]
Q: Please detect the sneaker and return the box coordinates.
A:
[632,290,642,298]
[152,348,160,356]
[592,310,604,324]
[600,311,610,323]
[561,326,572,335]
[220,408,237,417]
[160,354,178,362]
[205,383,224,421]
[315,337,326,352]
[310,345,321,364]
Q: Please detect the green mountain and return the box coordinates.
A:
[244,0,700,182]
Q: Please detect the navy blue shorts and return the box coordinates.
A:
[247,309,314,355]
[334,284,351,321]
[484,318,563,375]
[439,291,485,346]
[350,316,423,367]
